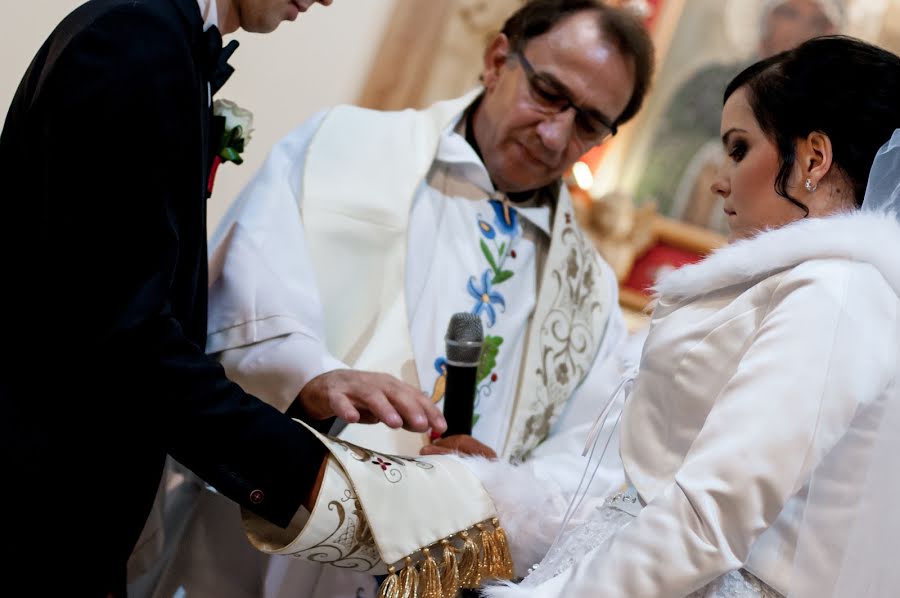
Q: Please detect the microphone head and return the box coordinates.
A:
[445,312,484,366]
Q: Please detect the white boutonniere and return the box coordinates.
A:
[213,99,254,163]
[208,99,254,196]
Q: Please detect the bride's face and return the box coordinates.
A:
[711,87,806,241]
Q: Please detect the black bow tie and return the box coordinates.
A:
[203,25,239,96]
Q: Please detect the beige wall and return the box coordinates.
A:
[0,0,397,230]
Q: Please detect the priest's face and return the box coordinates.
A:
[237,0,333,33]
[473,11,634,193]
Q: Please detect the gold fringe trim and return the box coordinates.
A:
[476,523,497,578]
[377,566,399,598]
[457,530,482,588]
[492,517,514,579]
[376,518,514,598]
[420,547,442,598]
[439,540,460,598]
[398,557,419,598]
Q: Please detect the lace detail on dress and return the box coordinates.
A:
[520,494,635,587]
[519,490,784,597]
[687,570,783,598]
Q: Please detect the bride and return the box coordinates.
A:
[470,35,900,598]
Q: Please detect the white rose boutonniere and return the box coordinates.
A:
[208,99,254,196]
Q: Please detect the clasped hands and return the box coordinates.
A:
[297,369,497,510]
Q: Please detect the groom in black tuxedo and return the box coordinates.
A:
[0,0,445,596]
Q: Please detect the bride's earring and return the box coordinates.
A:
[805,178,818,193]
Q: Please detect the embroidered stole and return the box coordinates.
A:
[300,93,612,457]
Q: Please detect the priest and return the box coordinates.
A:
[146,1,655,597]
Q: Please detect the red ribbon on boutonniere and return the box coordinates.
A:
[207,99,253,197]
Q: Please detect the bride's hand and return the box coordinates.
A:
[420,434,497,459]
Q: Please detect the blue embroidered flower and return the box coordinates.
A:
[468,269,506,327]
[490,199,518,236]
[434,357,448,374]
[478,218,496,239]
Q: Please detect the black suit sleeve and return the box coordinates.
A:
[33,7,326,527]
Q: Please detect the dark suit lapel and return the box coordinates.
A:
[168,0,239,199]
[167,0,216,198]
[170,0,205,41]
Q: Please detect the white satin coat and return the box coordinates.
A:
[486,210,900,597]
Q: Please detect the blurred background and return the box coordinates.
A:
[5,0,900,325]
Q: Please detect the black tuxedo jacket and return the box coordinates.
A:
[0,1,328,595]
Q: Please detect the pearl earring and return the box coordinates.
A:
[805,178,817,193]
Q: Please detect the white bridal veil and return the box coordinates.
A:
[789,128,900,598]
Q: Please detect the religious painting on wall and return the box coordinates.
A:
[578,0,900,325]
[606,0,900,236]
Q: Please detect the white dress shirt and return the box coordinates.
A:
[196,0,218,31]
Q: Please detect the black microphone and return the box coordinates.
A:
[442,312,484,437]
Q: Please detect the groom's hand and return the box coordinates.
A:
[297,369,447,434]
[420,435,497,459]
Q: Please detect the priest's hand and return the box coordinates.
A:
[297,369,447,434]
[420,434,497,459]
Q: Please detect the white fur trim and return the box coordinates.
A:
[481,580,539,598]
[454,456,570,579]
[653,211,900,301]
[480,572,569,598]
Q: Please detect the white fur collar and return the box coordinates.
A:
[653,210,900,301]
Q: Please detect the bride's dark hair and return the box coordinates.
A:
[724,36,900,213]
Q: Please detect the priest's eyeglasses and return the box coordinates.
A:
[513,49,618,145]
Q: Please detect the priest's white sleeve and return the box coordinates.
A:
[206,110,347,412]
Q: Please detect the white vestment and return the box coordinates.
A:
[141,92,629,598]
